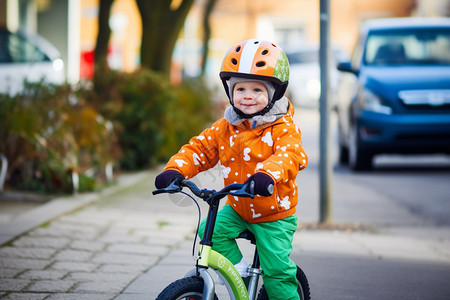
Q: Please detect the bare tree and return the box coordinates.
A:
[135,0,195,79]
[200,0,218,76]
[94,0,114,75]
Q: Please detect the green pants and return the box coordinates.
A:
[198,205,299,300]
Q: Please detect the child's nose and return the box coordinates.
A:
[244,91,253,99]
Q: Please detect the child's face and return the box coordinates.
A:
[233,81,269,115]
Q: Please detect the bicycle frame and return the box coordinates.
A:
[154,179,259,299]
[195,244,249,300]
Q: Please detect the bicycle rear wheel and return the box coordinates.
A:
[257,266,311,300]
[156,276,218,300]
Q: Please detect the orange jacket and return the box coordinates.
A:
[164,102,308,223]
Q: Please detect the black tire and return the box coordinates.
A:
[156,276,218,300]
[257,266,311,300]
[339,142,349,165]
[349,124,373,171]
[338,123,349,165]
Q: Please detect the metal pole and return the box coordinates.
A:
[319,0,332,223]
[0,154,7,192]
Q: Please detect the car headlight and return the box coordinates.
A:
[359,88,392,114]
[52,58,64,72]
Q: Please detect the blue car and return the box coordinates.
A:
[335,17,450,171]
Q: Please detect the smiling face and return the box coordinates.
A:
[232,81,269,115]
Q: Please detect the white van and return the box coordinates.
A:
[0,28,65,95]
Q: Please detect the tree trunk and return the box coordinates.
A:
[201,0,218,76]
[135,0,195,79]
[94,0,114,75]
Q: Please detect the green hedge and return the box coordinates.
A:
[0,70,216,194]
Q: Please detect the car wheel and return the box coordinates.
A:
[349,124,373,171]
[338,123,349,165]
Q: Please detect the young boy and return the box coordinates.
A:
[155,39,308,300]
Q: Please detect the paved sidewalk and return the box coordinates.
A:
[1,109,449,299]
[0,169,201,299]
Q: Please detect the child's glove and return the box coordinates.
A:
[155,170,184,189]
[245,172,274,196]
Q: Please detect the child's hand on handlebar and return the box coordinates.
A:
[155,170,184,189]
[244,172,274,196]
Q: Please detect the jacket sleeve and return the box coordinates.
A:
[257,123,308,183]
[163,121,220,179]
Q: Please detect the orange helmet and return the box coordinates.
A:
[220,39,290,104]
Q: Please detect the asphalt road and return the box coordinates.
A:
[290,108,450,300]
[292,251,450,300]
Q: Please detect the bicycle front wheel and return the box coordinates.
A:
[257,266,311,300]
[156,276,218,300]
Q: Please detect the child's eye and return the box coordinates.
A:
[254,88,262,92]
[237,87,245,92]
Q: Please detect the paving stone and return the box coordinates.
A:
[65,272,136,283]
[91,252,159,265]
[1,293,49,300]
[25,280,76,293]
[144,236,182,246]
[46,293,114,300]
[106,243,168,256]
[57,214,112,227]
[142,229,189,240]
[18,269,68,280]
[12,236,71,249]
[0,278,30,292]
[0,258,51,269]
[53,249,93,262]
[69,240,106,252]
[28,224,100,240]
[97,263,148,274]
[0,247,57,259]
[72,281,129,294]
[97,234,143,244]
[50,261,98,272]
[0,267,23,278]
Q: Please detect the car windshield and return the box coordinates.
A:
[364,28,450,66]
[0,30,49,64]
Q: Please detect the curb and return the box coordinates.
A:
[0,170,155,246]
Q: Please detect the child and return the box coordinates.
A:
[155,39,308,300]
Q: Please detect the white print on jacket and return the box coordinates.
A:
[175,159,188,168]
[196,135,205,140]
[278,195,291,210]
[221,165,231,178]
[243,148,251,161]
[193,153,201,165]
[230,135,235,147]
[267,169,281,179]
[262,132,273,146]
[250,204,262,219]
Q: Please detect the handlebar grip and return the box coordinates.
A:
[152,189,166,195]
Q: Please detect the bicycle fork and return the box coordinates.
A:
[185,244,252,300]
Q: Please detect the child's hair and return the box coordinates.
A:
[219,39,290,117]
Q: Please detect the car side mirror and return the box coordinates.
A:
[337,61,358,75]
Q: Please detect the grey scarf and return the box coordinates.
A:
[224,96,289,128]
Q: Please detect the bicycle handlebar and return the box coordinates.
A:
[152,179,256,200]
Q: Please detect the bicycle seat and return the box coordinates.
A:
[237,230,256,245]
